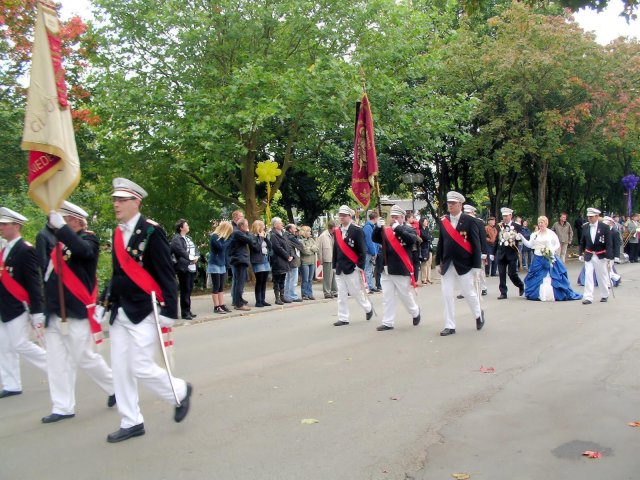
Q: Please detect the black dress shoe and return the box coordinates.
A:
[519,286,524,296]
[497,294,507,300]
[262,301,271,306]
[324,294,333,299]
[255,303,265,308]
[376,325,394,331]
[181,314,193,320]
[189,312,197,318]
[107,423,145,443]
[0,390,22,399]
[42,413,75,423]
[308,296,315,300]
[413,312,421,326]
[293,298,303,302]
[582,299,592,305]
[107,394,116,408]
[241,299,249,305]
[366,309,374,321]
[440,328,456,336]
[476,310,485,330]
[481,289,487,296]
[457,294,464,299]
[600,297,608,302]
[174,383,193,423]
[333,320,349,326]
[282,298,293,303]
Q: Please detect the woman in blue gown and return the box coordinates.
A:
[519,216,582,301]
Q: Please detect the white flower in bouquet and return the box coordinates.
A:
[541,246,555,266]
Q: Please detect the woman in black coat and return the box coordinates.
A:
[268,217,292,305]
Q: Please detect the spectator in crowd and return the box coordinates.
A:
[317,220,338,299]
[284,224,304,302]
[551,212,573,263]
[626,213,639,263]
[520,219,532,271]
[405,213,422,284]
[363,211,381,293]
[170,219,199,320]
[485,217,498,276]
[574,213,585,246]
[269,217,292,305]
[299,225,318,300]
[419,217,433,285]
[228,218,255,311]
[208,221,233,314]
[249,220,272,308]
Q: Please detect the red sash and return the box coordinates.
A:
[114,227,172,345]
[0,248,30,305]
[334,229,359,265]
[441,217,472,254]
[50,243,104,345]
[383,227,416,288]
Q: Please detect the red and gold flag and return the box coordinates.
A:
[351,93,378,209]
[21,1,80,212]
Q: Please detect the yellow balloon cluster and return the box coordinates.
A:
[255,160,282,183]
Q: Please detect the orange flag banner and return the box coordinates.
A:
[21,1,80,212]
[351,93,379,209]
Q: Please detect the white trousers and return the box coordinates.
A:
[583,256,609,302]
[110,309,187,428]
[336,270,372,323]
[442,268,482,329]
[45,316,114,415]
[380,273,420,328]
[0,312,47,391]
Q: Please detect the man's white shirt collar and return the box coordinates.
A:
[2,236,21,261]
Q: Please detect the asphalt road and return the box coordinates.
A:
[2,261,640,480]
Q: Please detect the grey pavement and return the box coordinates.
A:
[2,261,640,480]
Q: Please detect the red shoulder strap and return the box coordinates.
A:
[334,229,359,264]
[0,248,30,305]
[383,227,416,288]
[114,227,165,303]
[441,217,472,254]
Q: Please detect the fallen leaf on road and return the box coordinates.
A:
[452,473,470,479]
[301,418,319,425]
[582,451,602,459]
[628,421,640,427]
[479,366,495,373]
[390,396,400,401]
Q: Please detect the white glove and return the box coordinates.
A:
[481,254,487,260]
[48,210,65,229]
[30,312,45,327]
[490,255,495,261]
[159,315,175,328]
[515,233,523,241]
[377,218,385,227]
[391,221,400,231]
[94,305,106,324]
[578,255,584,262]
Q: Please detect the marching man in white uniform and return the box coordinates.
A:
[97,178,192,443]
[371,205,421,331]
[579,207,613,304]
[332,205,373,326]
[39,201,115,423]
[0,207,47,398]
[435,192,484,336]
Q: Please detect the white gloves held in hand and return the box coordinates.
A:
[391,221,400,231]
[48,211,65,229]
[30,313,45,327]
[377,218,385,227]
[481,254,487,260]
[578,255,585,262]
[490,255,495,261]
[94,305,106,324]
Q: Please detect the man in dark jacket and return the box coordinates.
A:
[170,219,198,320]
[372,205,420,331]
[496,207,525,299]
[284,224,304,302]
[228,218,255,311]
[268,217,292,305]
[435,193,484,336]
[332,205,372,326]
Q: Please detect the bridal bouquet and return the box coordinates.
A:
[541,246,555,266]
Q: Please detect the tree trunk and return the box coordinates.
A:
[537,158,549,217]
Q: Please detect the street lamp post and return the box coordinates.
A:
[401,173,424,214]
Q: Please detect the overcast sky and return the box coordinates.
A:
[58,0,638,45]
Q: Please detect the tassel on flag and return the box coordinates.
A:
[351,93,379,209]
[21,1,80,212]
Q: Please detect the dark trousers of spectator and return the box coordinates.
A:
[177,270,195,317]
[374,254,384,289]
[486,244,498,276]
[412,250,421,284]
[254,271,269,306]
[630,242,639,263]
[272,272,286,297]
[231,264,248,307]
